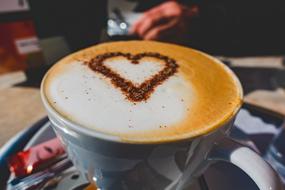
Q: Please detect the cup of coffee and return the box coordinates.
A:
[41,41,283,190]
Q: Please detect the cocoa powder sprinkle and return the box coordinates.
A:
[88,52,178,102]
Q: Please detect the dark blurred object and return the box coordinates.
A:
[18,0,25,7]
[275,68,285,89]
[126,0,285,56]
[27,0,285,56]
[232,67,285,95]
[185,0,285,55]
[265,123,285,183]
[126,0,192,13]
[28,0,107,52]
[108,34,138,41]
[132,0,165,12]
[14,64,49,87]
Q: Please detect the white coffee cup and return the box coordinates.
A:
[41,41,283,190]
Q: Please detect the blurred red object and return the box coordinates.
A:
[0,20,44,74]
[8,138,65,177]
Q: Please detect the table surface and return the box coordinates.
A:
[0,56,285,147]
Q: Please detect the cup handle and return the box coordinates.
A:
[208,137,284,190]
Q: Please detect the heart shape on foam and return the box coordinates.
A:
[88,52,178,102]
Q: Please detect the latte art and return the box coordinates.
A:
[42,41,242,143]
[88,52,178,102]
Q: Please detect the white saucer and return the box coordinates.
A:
[8,122,258,190]
[7,123,203,190]
[10,105,285,190]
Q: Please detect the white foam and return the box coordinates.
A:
[105,58,163,85]
[46,59,195,135]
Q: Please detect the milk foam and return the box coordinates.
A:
[46,59,194,135]
[43,41,242,142]
[104,58,163,85]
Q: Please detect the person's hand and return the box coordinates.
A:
[130,1,199,43]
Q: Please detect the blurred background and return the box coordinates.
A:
[1,0,285,80]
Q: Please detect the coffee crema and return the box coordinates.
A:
[42,41,243,143]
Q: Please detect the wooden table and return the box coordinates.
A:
[0,87,46,147]
[0,56,284,147]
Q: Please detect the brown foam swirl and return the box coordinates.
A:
[88,52,178,102]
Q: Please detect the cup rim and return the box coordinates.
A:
[40,48,244,144]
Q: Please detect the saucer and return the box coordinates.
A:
[2,104,285,190]
[6,123,205,190]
